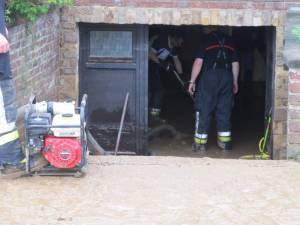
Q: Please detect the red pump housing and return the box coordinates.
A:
[43,136,82,169]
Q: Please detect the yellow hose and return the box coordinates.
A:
[239,137,270,160]
[239,153,270,160]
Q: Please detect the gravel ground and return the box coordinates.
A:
[0,156,300,225]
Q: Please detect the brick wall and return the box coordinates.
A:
[75,0,300,10]
[285,8,300,160]
[8,10,60,110]
[288,70,300,160]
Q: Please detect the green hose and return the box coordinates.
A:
[240,109,271,160]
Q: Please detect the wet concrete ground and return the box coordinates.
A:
[0,156,299,225]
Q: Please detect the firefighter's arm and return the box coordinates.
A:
[189,58,203,95]
[172,55,183,74]
[232,61,239,94]
[0,29,9,53]
[0,33,9,53]
[149,47,159,64]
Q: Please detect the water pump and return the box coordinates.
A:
[24,94,88,176]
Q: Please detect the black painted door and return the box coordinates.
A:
[79,24,148,154]
[265,26,276,156]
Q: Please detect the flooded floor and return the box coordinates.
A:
[150,90,265,159]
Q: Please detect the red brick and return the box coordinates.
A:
[74,0,299,9]
[208,2,240,9]
[290,71,300,80]
[289,83,300,93]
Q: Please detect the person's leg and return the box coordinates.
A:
[0,79,48,178]
[149,63,162,118]
[194,70,218,151]
[0,79,24,166]
[215,70,233,150]
[194,110,211,151]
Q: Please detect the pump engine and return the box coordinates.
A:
[24,95,88,175]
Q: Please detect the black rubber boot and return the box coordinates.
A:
[0,154,48,179]
[217,141,232,151]
[192,143,207,152]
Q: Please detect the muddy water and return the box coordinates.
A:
[150,103,264,159]
[149,88,266,159]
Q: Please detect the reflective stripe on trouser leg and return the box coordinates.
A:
[0,130,23,166]
[0,79,16,134]
[0,79,24,166]
[194,111,208,144]
[215,69,233,141]
[218,131,231,143]
[150,108,161,117]
[194,71,216,143]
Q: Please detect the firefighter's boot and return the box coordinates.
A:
[193,136,207,152]
[192,143,207,152]
[0,154,48,179]
[217,132,232,151]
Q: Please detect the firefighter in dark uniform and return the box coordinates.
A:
[188,29,239,151]
[148,33,183,119]
[0,0,47,178]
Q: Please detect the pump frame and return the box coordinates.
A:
[24,94,88,177]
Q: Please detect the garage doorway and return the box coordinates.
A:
[148,25,276,159]
[79,23,275,158]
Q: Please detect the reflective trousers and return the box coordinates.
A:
[194,69,233,144]
[0,79,24,166]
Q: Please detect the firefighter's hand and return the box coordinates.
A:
[166,63,174,72]
[0,33,9,53]
[160,61,174,73]
[233,82,239,94]
[188,82,195,95]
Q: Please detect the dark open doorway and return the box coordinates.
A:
[148,25,275,159]
[78,23,275,157]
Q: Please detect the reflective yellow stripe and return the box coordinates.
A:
[0,130,19,146]
[150,111,160,116]
[218,136,231,142]
[194,137,207,144]
[20,158,27,163]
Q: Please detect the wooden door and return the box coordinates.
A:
[79,24,148,154]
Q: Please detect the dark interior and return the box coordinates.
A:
[148,25,273,158]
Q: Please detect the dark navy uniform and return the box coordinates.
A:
[0,0,11,81]
[149,34,178,117]
[194,31,238,149]
[0,0,24,167]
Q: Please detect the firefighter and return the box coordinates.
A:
[148,32,183,119]
[188,28,239,151]
[0,0,47,178]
